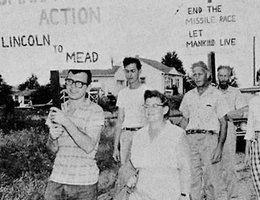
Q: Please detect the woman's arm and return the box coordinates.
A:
[176,133,191,195]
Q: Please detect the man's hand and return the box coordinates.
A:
[113,148,120,162]
[211,145,223,164]
[49,107,69,126]
[49,124,64,140]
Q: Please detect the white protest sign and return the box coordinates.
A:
[177,0,246,55]
[0,0,112,70]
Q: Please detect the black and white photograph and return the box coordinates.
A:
[1,0,260,199]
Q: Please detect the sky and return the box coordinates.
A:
[0,0,259,87]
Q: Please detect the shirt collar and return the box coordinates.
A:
[63,98,91,111]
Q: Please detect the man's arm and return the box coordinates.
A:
[46,136,59,154]
[113,107,124,162]
[63,121,103,154]
[49,107,103,154]
[227,105,248,119]
[211,115,228,164]
[177,133,191,197]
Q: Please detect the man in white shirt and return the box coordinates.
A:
[113,57,151,165]
[180,61,229,200]
[217,65,248,200]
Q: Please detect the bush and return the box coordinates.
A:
[0,109,119,199]
[0,127,54,180]
[0,172,46,200]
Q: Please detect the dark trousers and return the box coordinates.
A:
[44,181,97,200]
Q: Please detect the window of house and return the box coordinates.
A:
[93,79,98,82]
[24,96,30,104]
[140,77,146,84]
[175,79,179,87]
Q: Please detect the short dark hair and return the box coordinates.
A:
[144,90,169,118]
[123,57,142,70]
[67,69,92,86]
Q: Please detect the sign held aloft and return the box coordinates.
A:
[0,0,112,71]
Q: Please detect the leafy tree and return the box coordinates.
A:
[161,51,185,75]
[0,74,13,105]
[18,74,40,91]
[0,74,15,118]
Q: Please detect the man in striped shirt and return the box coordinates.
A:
[45,69,104,200]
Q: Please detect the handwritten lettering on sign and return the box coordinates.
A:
[39,7,101,25]
[185,3,237,49]
[0,0,110,69]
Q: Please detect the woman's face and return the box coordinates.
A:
[144,97,168,123]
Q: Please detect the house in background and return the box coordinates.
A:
[114,57,184,95]
[59,57,184,97]
[11,88,36,108]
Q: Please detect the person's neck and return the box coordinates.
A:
[129,81,141,89]
[68,97,86,107]
[149,119,166,131]
[148,120,166,141]
[197,82,210,96]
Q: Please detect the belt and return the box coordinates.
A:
[123,127,142,131]
[186,129,215,135]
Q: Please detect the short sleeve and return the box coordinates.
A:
[176,131,191,169]
[81,104,104,132]
[88,105,104,127]
[116,90,124,108]
[215,92,230,119]
[179,94,190,119]
[235,90,247,110]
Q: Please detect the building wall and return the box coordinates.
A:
[114,67,127,95]
[141,63,164,92]
[91,76,116,95]
[114,64,184,95]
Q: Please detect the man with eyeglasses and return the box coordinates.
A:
[179,61,230,200]
[45,69,104,200]
[113,57,151,192]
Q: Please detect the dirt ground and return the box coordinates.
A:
[235,153,257,200]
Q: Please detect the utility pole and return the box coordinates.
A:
[208,51,216,84]
[253,36,256,86]
[50,70,61,108]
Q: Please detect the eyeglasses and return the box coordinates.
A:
[65,78,87,88]
[142,103,164,109]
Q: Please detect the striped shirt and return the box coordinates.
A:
[49,98,104,185]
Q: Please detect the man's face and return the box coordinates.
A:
[124,63,140,84]
[217,68,230,89]
[66,72,88,100]
[192,66,208,87]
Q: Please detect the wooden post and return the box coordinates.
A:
[208,51,216,84]
[50,70,61,108]
[253,36,256,86]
